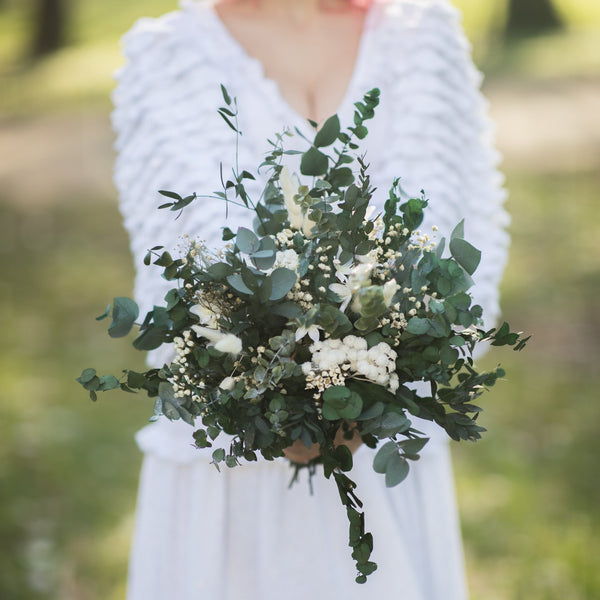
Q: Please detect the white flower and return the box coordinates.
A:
[374,373,389,386]
[356,249,380,267]
[301,214,317,238]
[348,263,373,293]
[383,280,400,307]
[350,296,363,315]
[192,325,222,344]
[332,258,354,280]
[280,166,305,230]
[330,263,375,313]
[214,335,243,355]
[344,335,367,351]
[191,325,242,356]
[295,324,322,343]
[274,249,300,273]
[190,303,219,328]
[302,335,400,394]
[280,166,316,238]
[329,281,353,312]
[372,342,397,361]
[328,260,355,311]
[389,373,399,393]
[374,352,391,368]
[219,376,236,391]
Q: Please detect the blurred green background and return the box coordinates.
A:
[1,1,599,599]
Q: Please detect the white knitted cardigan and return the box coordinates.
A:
[111,0,509,461]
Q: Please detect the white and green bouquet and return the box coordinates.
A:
[78,88,527,583]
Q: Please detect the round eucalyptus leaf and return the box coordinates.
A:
[373,441,398,474]
[314,115,341,148]
[405,317,429,335]
[77,368,97,384]
[385,453,410,487]
[108,297,139,338]
[300,146,329,176]
[269,268,297,301]
[236,227,260,254]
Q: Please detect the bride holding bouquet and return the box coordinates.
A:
[111,0,510,598]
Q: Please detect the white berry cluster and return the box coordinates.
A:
[302,335,400,397]
[407,229,437,252]
[178,235,234,267]
[275,228,296,248]
[170,330,205,402]
[286,277,314,311]
[379,306,409,346]
[304,366,347,398]
[367,216,385,241]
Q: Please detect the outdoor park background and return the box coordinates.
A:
[1,1,599,598]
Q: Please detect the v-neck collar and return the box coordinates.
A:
[202,1,378,135]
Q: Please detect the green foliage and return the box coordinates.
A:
[235,227,260,254]
[300,146,329,176]
[268,268,297,301]
[107,297,139,338]
[373,442,410,487]
[313,115,341,148]
[322,387,363,420]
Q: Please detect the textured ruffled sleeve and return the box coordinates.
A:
[376,0,510,331]
[110,7,259,458]
[111,8,252,321]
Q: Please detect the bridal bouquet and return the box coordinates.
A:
[78,87,527,583]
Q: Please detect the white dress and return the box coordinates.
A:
[112,1,509,598]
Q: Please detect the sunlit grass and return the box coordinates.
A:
[0,199,147,599]
[484,28,600,79]
[456,357,600,600]
[555,0,600,26]
[1,42,120,116]
[0,0,175,116]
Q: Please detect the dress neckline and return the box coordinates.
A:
[201,2,379,135]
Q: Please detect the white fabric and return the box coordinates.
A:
[112,0,509,598]
[128,436,466,599]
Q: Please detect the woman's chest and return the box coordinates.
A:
[211,8,368,125]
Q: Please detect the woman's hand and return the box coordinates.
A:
[282,423,362,464]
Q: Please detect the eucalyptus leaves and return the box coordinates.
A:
[78,87,527,583]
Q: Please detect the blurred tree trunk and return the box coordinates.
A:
[506,0,563,36]
[31,0,69,57]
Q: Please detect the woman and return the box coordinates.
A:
[112,0,508,598]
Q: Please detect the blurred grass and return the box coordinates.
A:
[455,169,600,600]
[0,0,176,117]
[1,0,599,599]
[0,198,147,600]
